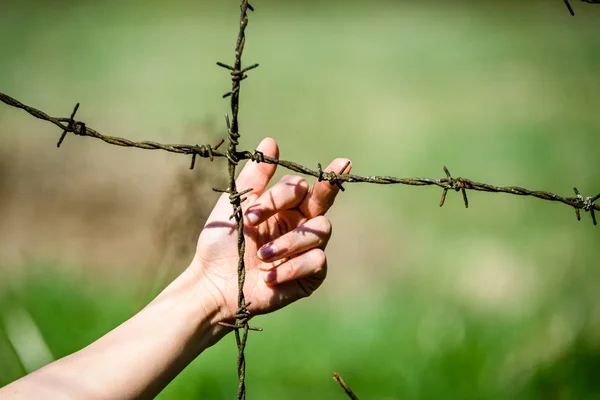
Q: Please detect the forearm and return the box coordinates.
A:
[0,268,228,400]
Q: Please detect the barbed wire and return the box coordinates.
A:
[212,2,256,399]
[1,90,598,226]
[564,0,600,15]
[1,1,600,399]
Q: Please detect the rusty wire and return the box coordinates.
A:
[563,0,600,15]
[1,90,599,226]
[1,1,600,399]
[210,1,258,399]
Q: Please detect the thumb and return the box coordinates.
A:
[299,158,352,218]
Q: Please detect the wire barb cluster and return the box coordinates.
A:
[317,160,351,191]
[439,166,468,208]
[56,103,85,148]
[187,139,224,169]
[573,188,599,225]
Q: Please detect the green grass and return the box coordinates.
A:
[2,267,600,399]
[1,0,600,398]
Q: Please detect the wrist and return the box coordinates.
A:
[150,266,230,353]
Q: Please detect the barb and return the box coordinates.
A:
[439,166,468,208]
[333,372,360,400]
[318,161,351,191]
[563,0,600,15]
[0,92,229,158]
[188,138,224,169]
[56,103,80,148]
[573,187,598,226]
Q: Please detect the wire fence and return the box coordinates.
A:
[1,0,600,398]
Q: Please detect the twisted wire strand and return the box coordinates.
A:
[0,92,229,157]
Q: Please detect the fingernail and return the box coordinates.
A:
[259,244,276,260]
[246,210,261,225]
[264,270,277,283]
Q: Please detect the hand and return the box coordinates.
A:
[189,137,351,320]
[0,137,350,400]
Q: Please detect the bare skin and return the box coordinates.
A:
[0,137,351,399]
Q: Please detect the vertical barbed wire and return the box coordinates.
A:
[212,1,260,399]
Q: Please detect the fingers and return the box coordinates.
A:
[299,158,352,219]
[244,175,309,226]
[262,248,327,285]
[256,215,332,263]
[236,137,279,196]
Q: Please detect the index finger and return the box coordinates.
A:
[236,137,280,196]
[299,158,352,219]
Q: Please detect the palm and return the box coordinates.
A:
[198,195,324,316]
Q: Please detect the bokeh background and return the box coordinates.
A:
[1,0,600,398]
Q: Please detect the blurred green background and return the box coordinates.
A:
[1,0,600,398]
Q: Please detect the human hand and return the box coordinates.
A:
[189,137,351,321]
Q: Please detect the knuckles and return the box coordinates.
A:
[312,215,332,238]
[313,249,327,272]
[282,174,309,194]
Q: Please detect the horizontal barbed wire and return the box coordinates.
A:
[1,91,598,225]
